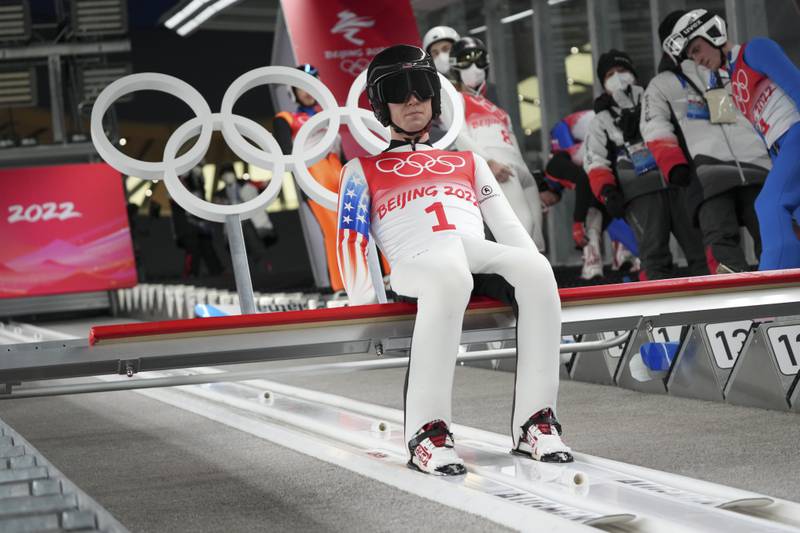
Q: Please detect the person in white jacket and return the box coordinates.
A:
[664,9,800,269]
[440,36,545,251]
[640,10,770,274]
[584,50,707,280]
[337,45,572,476]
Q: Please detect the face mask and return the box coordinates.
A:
[604,71,635,93]
[460,64,486,89]
[433,52,451,75]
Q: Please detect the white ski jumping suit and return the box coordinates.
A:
[336,143,562,447]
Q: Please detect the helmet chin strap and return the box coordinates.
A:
[391,119,433,151]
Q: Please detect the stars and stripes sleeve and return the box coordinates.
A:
[336,159,378,306]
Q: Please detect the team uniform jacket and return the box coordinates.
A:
[439,89,545,250]
[641,59,771,216]
[727,38,800,150]
[584,86,665,202]
[442,91,537,191]
[336,144,535,305]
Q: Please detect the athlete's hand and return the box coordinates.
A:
[488,159,513,182]
[601,185,626,219]
[668,164,692,187]
[540,190,561,209]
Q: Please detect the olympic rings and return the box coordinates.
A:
[340,58,370,77]
[376,153,466,177]
[163,113,285,223]
[91,73,213,180]
[220,66,340,173]
[90,64,465,220]
[732,70,751,113]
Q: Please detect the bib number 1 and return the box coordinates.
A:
[425,202,456,232]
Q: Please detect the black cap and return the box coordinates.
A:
[367,44,441,128]
[596,49,637,83]
[658,10,688,47]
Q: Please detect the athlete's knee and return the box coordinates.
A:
[422,259,473,303]
[526,249,556,281]
[441,266,474,302]
[506,248,557,293]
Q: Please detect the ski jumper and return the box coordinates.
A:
[275,109,345,290]
[336,143,562,449]
[728,38,800,269]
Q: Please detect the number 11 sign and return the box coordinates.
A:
[767,325,800,376]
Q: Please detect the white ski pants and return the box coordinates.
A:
[390,235,562,449]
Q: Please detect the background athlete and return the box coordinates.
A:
[442,37,546,251]
[274,64,346,291]
[664,9,800,269]
[336,45,572,476]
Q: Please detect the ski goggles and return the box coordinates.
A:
[662,12,720,58]
[662,32,689,58]
[373,68,438,104]
[453,49,489,70]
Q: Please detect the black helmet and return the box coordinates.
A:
[291,64,319,103]
[367,44,441,129]
[451,36,489,70]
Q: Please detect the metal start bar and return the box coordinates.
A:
[1,333,631,399]
[0,271,799,390]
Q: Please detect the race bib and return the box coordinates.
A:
[686,93,710,120]
[625,141,658,176]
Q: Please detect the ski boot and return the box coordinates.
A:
[407,420,466,476]
[513,408,573,463]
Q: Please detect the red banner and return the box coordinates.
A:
[281,0,421,104]
[0,163,137,299]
